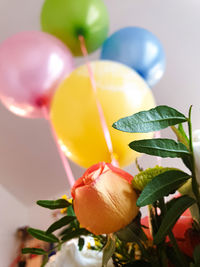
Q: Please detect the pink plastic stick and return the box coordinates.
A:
[43,107,76,188]
[79,36,119,167]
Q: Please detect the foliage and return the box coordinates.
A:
[23,106,200,267]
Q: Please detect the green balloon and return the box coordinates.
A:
[41,0,109,56]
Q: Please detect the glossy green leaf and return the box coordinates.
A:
[46,216,76,234]
[182,155,193,171]
[28,228,59,243]
[133,166,176,191]
[102,235,116,267]
[133,166,177,191]
[59,226,73,236]
[154,196,196,244]
[129,138,190,158]
[37,199,71,210]
[165,198,179,211]
[137,170,191,207]
[61,228,90,242]
[113,106,187,133]
[22,247,46,255]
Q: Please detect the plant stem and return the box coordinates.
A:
[157,199,168,267]
[158,246,168,267]
[135,158,143,172]
[188,106,200,216]
[159,198,167,215]
[148,205,153,236]
[168,231,188,267]
[159,198,188,267]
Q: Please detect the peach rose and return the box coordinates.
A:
[71,162,139,235]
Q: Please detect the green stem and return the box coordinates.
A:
[157,199,168,267]
[148,205,153,236]
[188,106,200,216]
[168,231,188,267]
[46,240,64,256]
[159,198,188,267]
[159,246,168,267]
[135,158,143,172]
[159,198,167,215]
[152,202,159,235]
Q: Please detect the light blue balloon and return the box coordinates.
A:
[101,27,166,87]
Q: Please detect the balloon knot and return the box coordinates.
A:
[76,27,87,38]
[35,95,49,108]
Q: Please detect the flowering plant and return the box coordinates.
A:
[22,105,200,267]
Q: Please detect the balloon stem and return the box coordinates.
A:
[78,35,119,167]
[42,106,76,188]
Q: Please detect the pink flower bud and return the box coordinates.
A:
[72,162,139,235]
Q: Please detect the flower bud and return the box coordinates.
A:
[71,162,139,235]
[132,166,176,191]
[193,130,200,185]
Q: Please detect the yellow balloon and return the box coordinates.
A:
[50,61,156,168]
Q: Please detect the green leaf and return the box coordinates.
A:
[178,123,189,144]
[37,199,71,210]
[179,179,200,222]
[46,216,76,234]
[113,106,187,133]
[22,247,47,255]
[102,235,116,267]
[154,196,196,244]
[171,125,189,150]
[129,138,190,158]
[137,170,191,207]
[182,155,193,171]
[165,198,179,211]
[78,237,85,251]
[59,226,73,236]
[67,205,76,216]
[41,255,49,267]
[133,166,176,191]
[116,213,147,243]
[117,224,148,243]
[28,228,59,243]
[61,228,90,242]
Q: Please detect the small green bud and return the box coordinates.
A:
[132,166,177,191]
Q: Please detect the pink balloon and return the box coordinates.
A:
[0,31,74,118]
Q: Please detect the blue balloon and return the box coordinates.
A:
[101,27,166,87]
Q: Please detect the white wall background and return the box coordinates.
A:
[1,0,200,265]
[0,185,28,267]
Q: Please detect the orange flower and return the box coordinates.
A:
[71,162,139,235]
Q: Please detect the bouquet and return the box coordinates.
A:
[22,105,200,267]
